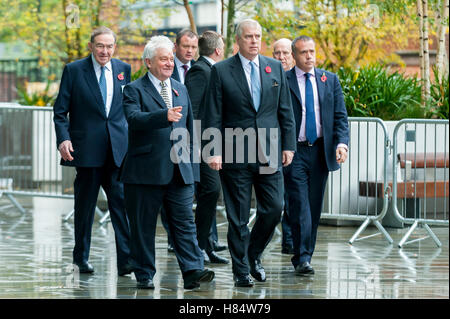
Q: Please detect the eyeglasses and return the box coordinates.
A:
[94,44,115,50]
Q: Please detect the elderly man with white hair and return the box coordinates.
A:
[119,35,214,290]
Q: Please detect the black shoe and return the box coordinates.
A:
[234,274,254,287]
[295,261,315,276]
[183,269,215,289]
[118,263,133,276]
[207,251,229,264]
[74,262,94,274]
[281,246,295,254]
[213,241,227,252]
[136,279,155,289]
[249,259,266,282]
[167,243,175,253]
[201,250,211,264]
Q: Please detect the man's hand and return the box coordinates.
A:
[168,106,183,122]
[282,150,294,167]
[207,155,222,171]
[59,140,74,161]
[336,146,348,164]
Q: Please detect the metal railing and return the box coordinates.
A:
[391,119,449,248]
[321,117,393,245]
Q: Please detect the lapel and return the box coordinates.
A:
[314,67,326,119]
[229,54,254,110]
[170,78,182,109]
[258,55,272,112]
[142,73,167,109]
[109,59,120,117]
[287,67,301,105]
[83,55,106,116]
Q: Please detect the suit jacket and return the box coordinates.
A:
[204,54,296,170]
[184,56,212,120]
[53,55,131,167]
[286,67,349,172]
[119,73,198,185]
[171,58,196,83]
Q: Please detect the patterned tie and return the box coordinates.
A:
[99,66,107,107]
[304,72,317,144]
[160,81,171,108]
[182,64,189,77]
[250,61,261,112]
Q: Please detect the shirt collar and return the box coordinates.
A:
[91,54,112,72]
[295,66,315,78]
[202,56,216,66]
[174,55,191,69]
[147,71,171,91]
[238,52,259,68]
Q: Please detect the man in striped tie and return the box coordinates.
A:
[120,36,214,290]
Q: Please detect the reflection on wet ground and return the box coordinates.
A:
[0,196,448,299]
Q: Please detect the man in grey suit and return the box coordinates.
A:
[120,35,214,290]
[204,19,296,287]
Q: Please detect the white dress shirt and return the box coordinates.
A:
[202,56,216,66]
[295,66,323,142]
[174,55,192,84]
[92,55,113,117]
[148,72,172,108]
[238,53,260,100]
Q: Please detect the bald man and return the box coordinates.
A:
[272,38,295,72]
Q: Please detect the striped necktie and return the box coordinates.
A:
[160,81,171,108]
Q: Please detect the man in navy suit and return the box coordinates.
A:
[53,27,132,275]
[161,29,198,253]
[284,35,349,276]
[204,19,296,287]
[120,35,214,290]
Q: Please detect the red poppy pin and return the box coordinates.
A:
[172,88,179,97]
[321,73,327,82]
[265,66,272,74]
[117,72,124,81]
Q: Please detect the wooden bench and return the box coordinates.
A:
[359,152,449,219]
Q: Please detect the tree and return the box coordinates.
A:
[255,0,416,70]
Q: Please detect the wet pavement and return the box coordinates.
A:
[0,196,448,299]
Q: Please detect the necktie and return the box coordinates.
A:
[160,81,171,108]
[304,73,317,144]
[250,61,261,112]
[99,66,107,107]
[182,64,189,78]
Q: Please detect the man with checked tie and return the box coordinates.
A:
[284,35,349,276]
[120,35,214,290]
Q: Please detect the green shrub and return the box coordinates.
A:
[428,66,449,119]
[337,65,425,120]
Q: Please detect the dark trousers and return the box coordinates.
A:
[124,166,203,282]
[281,190,293,248]
[284,139,329,267]
[220,165,283,276]
[72,150,130,269]
[195,162,221,253]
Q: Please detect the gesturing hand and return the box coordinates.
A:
[168,106,183,122]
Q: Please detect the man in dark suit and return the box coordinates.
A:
[53,27,132,275]
[171,28,198,84]
[272,38,295,255]
[204,19,296,287]
[161,29,199,253]
[284,35,349,276]
[120,35,214,290]
[184,31,228,265]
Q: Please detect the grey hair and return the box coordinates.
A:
[235,19,262,39]
[142,35,174,62]
[199,31,224,56]
[90,26,117,43]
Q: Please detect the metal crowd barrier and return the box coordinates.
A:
[0,103,107,222]
[321,117,393,245]
[391,119,449,248]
